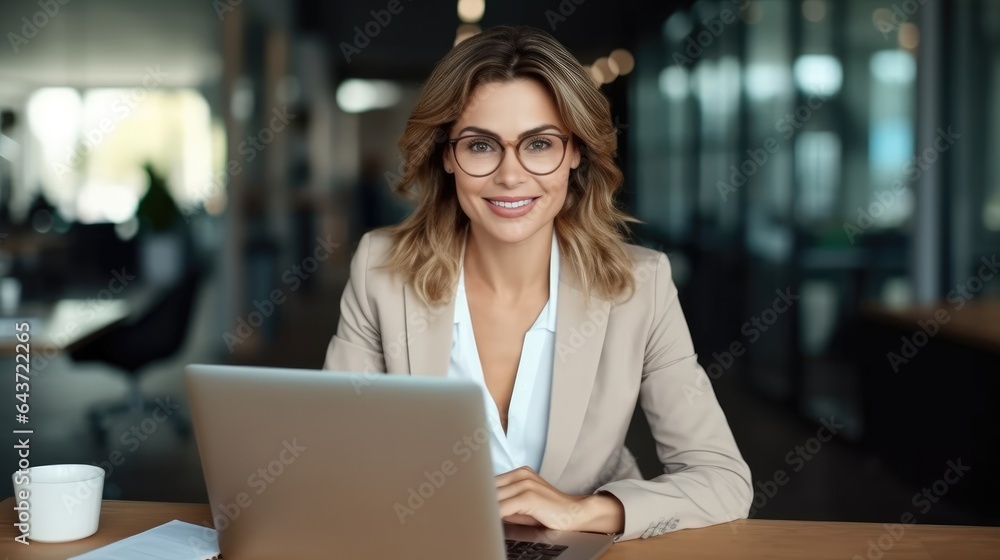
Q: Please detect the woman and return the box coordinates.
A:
[323,25,752,542]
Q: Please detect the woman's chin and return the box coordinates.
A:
[474,218,549,245]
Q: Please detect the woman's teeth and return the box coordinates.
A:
[488,198,535,208]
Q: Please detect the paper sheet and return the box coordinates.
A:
[68,519,220,560]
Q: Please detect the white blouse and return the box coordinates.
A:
[447,228,559,475]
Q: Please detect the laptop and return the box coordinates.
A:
[184,364,615,560]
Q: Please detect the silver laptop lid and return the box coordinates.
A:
[184,364,506,560]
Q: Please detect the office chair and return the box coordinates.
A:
[69,263,203,446]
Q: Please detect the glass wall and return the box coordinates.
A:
[950,0,1000,295]
[630,0,992,439]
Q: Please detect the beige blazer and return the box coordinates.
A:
[323,229,752,541]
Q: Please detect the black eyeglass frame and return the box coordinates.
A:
[446,133,571,177]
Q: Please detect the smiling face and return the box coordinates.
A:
[444,78,581,245]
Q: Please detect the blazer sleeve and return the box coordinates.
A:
[596,252,753,541]
[322,232,387,373]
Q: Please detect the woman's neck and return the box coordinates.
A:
[464,223,553,301]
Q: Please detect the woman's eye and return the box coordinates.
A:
[528,140,550,151]
[465,139,495,152]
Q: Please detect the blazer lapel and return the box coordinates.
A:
[538,253,611,485]
[404,282,454,377]
[406,225,466,377]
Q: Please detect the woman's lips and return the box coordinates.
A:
[484,197,540,218]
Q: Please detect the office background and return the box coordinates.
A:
[0,0,997,528]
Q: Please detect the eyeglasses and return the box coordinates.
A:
[447,133,570,177]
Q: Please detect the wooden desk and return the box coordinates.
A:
[862,299,1000,355]
[1,498,998,559]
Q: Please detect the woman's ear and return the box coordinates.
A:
[442,149,453,174]
[571,142,583,170]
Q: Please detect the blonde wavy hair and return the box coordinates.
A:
[381,25,640,307]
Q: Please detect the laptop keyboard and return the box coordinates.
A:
[505,539,568,559]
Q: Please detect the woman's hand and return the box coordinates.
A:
[495,466,625,534]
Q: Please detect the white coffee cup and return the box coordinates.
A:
[11,464,105,543]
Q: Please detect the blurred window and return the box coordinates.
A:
[24,88,223,224]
